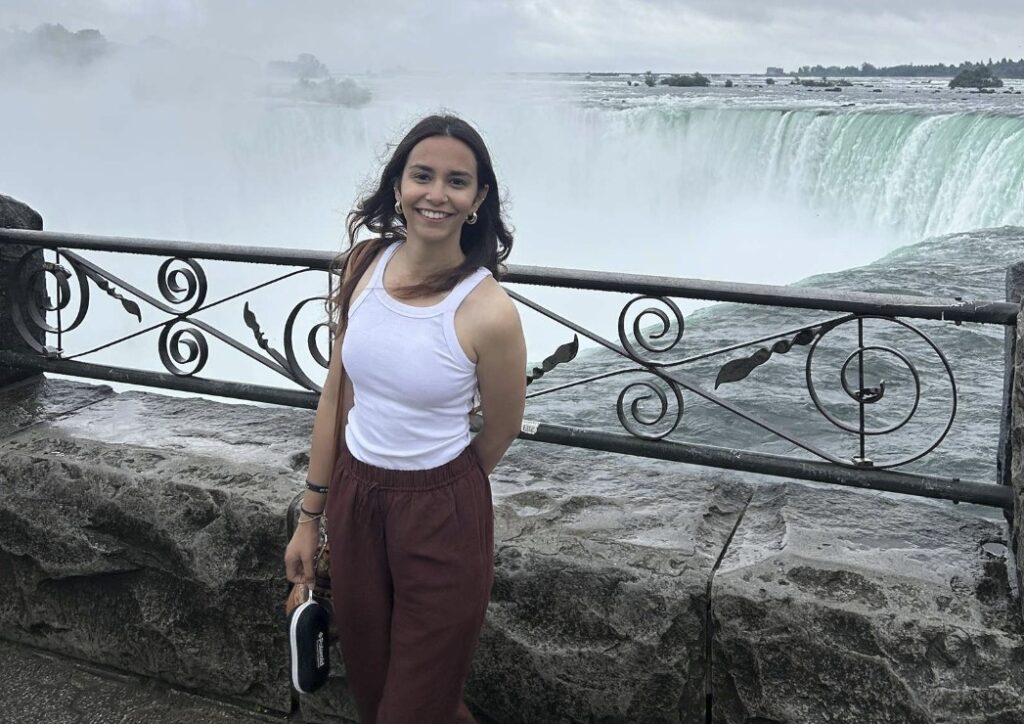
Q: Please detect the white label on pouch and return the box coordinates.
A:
[520,419,539,435]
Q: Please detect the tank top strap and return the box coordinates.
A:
[440,267,491,313]
[366,241,402,289]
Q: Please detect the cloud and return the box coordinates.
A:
[1,0,1022,72]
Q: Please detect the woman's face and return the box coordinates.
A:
[395,135,489,246]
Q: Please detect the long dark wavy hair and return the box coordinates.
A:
[327,114,514,330]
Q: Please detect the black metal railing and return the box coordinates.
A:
[1,228,1018,511]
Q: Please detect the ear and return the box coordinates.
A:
[474,184,490,210]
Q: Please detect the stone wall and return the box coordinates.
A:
[0,194,45,388]
[1012,303,1024,618]
[2,376,1022,723]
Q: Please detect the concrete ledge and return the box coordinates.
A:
[2,376,1022,722]
[712,484,1024,723]
[0,638,288,723]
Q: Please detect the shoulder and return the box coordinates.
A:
[460,274,522,343]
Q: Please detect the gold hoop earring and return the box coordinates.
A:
[465,211,478,225]
[394,200,403,216]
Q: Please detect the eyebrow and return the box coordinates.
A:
[408,163,472,178]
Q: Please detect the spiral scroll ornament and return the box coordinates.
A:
[285,297,334,392]
[804,316,956,468]
[617,295,685,362]
[158,257,207,314]
[158,319,210,377]
[9,252,90,354]
[616,372,684,440]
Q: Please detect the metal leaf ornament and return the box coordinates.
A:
[526,334,579,386]
[243,301,289,368]
[78,265,142,322]
[715,322,838,389]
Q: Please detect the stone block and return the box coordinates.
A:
[711,483,1024,724]
[0,193,45,388]
[1013,304,1024,617]
[0,377,315,713]
[468,473,750,724]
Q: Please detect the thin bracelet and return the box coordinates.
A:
[305,479,329,494]
[297,515,321,525]
[300,505,324,518]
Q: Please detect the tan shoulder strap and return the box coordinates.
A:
[330,241,375,459]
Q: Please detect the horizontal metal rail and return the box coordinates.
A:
[0,351,319,408]
[5,348,1005,510]
[1,228,1016,324]
[520,419,1013,510]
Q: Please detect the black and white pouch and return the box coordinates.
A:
[288,583,331,694]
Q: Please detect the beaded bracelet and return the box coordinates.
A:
[305,479,329,494]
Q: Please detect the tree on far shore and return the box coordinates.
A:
[659,72,710,87]
[949,64,1004,89]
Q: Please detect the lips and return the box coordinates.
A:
[415,208,454,221]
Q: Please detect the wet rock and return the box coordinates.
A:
[0,377,312,713]
[1012,303,1024,615]
[0,193,45,387]
[470,474,750,724]
[5,376,1024,721]
[711,483,1024,724]
[1,378,754,722]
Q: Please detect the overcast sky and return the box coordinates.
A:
[2,0,1023,73]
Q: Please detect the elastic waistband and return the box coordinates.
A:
[339,442,482,490]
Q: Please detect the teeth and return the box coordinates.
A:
[419,209,449,219]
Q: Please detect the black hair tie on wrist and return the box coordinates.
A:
[300,505,324,518]
[305,479,329,494]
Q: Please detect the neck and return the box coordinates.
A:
[397,235,465,278]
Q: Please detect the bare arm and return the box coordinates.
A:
[302,331,353,509]
[285,249,367,584]
[470,286,527,475]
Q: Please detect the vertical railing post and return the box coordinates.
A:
[0,194,45,388]
[999,263,1024,606]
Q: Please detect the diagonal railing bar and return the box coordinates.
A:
[0,230,996,489]
[507,288,847,465]
[58,249,298,381]
[62,264,313,363]
[525,313,857,400]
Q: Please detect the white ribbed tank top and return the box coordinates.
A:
[342,241,491,470]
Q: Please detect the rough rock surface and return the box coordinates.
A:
[711,483,1024,724]
[0,638,288,723]
[1,377,754,723]
[0,376,313,713]
[470,461,750,724]
[3,376,1024,722]
[0,193,45,387]
[1013,304,1024,613]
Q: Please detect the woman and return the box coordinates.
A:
[284,114,526,723]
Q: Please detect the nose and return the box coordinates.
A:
[425,180,447,205]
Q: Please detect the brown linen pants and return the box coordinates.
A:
[325,442,494,724]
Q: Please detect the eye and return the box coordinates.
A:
[450,177,468,187]
[411,171,430,182]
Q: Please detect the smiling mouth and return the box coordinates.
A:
[416,208,454,220]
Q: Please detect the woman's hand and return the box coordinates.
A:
[284,523,321,585]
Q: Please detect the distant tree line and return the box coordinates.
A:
[794,59,1024,78]
[0,23,111,66]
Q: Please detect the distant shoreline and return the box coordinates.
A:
[575,60,1024,80]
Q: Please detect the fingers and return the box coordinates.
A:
[284,547,316,585]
